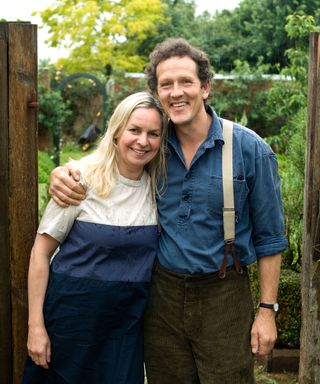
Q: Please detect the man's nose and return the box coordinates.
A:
[171,82,183,97]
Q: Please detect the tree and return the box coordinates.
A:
[245,0,319,66]
[38,0,320,75]
[197,0,320,72]
[193,9,245,72]
[37,0,167,73]
[137,0,200,58]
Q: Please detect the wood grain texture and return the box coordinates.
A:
[300,32,320,384]
[0,22,38,384]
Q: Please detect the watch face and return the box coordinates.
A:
[274,303,279,312]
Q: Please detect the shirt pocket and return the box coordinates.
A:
[207,176,249,221]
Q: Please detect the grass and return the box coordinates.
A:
[59,140,95,164]
[143,365,299,384]
[255,364,298,384]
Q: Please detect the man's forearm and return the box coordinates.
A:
[250,253,281,355]
[258,253,281,303]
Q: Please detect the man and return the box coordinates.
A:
[49,38,287,383]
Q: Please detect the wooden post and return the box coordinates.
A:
[299,32,320,383]
[0,20,12,384]
[0,22,38,384]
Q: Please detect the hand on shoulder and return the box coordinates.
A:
[49,165,85,207]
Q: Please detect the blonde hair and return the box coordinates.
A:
[74,92,167,200]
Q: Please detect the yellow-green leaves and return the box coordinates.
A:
[37,0,167,73]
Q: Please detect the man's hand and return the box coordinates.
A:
[251,308,277,356]
[49,165,85,207]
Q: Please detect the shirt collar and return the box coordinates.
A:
[167,105,224,149]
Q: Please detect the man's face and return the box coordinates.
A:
[156,56,210,128]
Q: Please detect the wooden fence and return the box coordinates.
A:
[0,22,38,384]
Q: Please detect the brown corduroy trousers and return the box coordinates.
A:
[144,263,255,384]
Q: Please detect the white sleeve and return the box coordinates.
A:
[38,199,80,243]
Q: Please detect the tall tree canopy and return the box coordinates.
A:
[233,0,320,69]
[137,0,198,58]
[38,0,167,73]
[198,0,320,72]
[38,0,320,74]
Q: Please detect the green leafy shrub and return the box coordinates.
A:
[212,60,283,138]
[38,151,55,218]
[38,151,55,184]
[276,269,301,348]
[280,108,306,269]
[38,183,50,220]
[38,145,90,218]
[250,266,301,349]
[107,69,147,117]
[38,84,72,137]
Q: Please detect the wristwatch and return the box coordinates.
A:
[259,302,279,312]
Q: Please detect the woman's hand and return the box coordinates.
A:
[27,324,51,369]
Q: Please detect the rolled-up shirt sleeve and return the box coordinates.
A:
[249,149,288,257]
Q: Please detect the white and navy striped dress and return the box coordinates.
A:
[23,171,158,384]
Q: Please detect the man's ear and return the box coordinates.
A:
[202,81,211,100]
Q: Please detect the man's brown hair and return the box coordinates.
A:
[145,38,213,94]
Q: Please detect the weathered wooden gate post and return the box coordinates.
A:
[299,32,320,383]
[0,22,38,384]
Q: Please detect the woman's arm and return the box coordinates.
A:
[27,233,59,369]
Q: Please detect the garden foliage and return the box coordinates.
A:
[36,3,320,349]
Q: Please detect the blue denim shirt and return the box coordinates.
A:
[156,107,288,274]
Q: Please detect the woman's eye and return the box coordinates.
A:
[160,82,171,89]
[129,128,139,133]
[150,132,161,138]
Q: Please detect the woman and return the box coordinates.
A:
[23,92,167,384]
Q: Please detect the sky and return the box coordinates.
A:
[1,0,240,62]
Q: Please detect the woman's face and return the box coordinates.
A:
[116,107,162,180]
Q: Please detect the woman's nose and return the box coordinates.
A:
[137,133,148,146]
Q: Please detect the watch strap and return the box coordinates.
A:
[259,302,279,311]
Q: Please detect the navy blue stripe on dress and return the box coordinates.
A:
[51,220,158,282]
